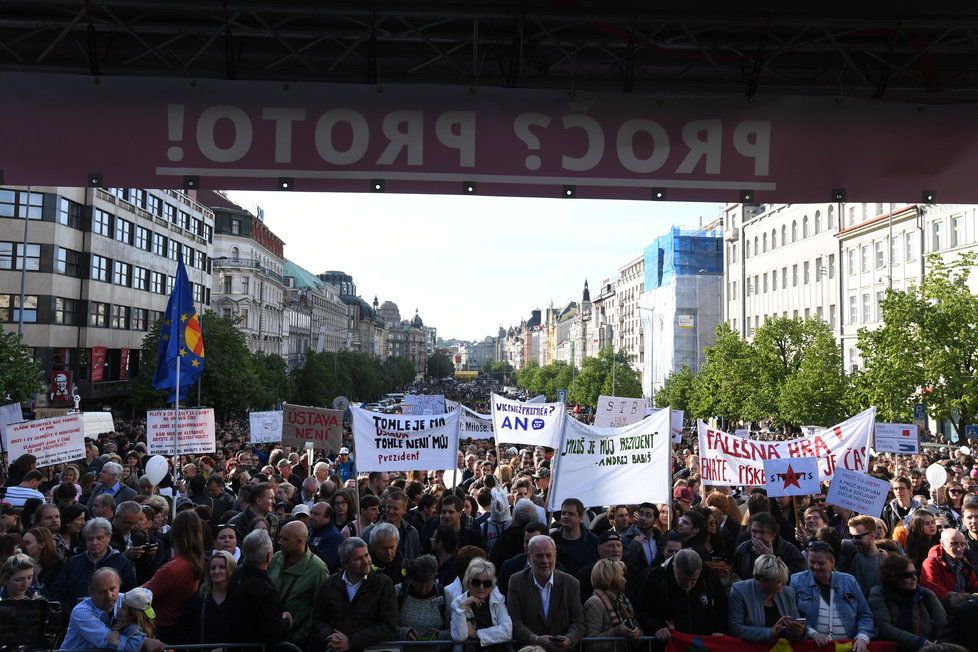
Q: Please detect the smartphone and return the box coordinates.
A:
[794,618,807,627]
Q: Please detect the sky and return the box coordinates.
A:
[228,191,722,341]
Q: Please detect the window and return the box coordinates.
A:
[146,194,161,216]
[817,306,824,321]
[0,294,38,323]
[803,215,809,238]
[151,271,165,294]
[130,189,146,209]
[91,254,109,282]
[114,217,132,244]
[193,283,204,304]
[730,243,737,263]
[792,264,798,287]
[828,253,836,279]
[89,301,108,327]
[791,221,797,242]
[152,233,167,256]
[55,247,81,276]
[803,261,810,284]
[932,221,945,251]
[168,240,180,261]
[829,305,837,329]
[772,272,777,291]
[876,291,884,321]
[179,211,191,231]
[731,281,737,299]
[746,240,752,258]
[57,197,82,228]
[166,275,175,294]
[848,205,856,227]
[754,236,759,256]
[111,305,130,329]
[241,308,249,328]
[862,293,871,323]
[781,225,787,246]
[164,203,177,224]
[828,205,835,229]
[849,295,858,324]
[132,266,147,291]
[205,224,213,243]
[814,211,822,234]
[815,257,823,281]
[890,235,899,266]
[905,232,916,261]
[241,276,250,295]
[192,218,203,236]
[763,273,768,293]
[231,219,242,235]
[952,215,964,247]
[223,275,232,293]
[860,244,869,272]
[134,226,149,250]
[0,243,40,270]
[875,241,885,269]
[782,267,787,287]
[0,189,43,219]
[55,298,77,325]
[113,261,130,286]
[771,228,777,249]
[762,233,768,252]
[132,308,148,331]
[93,209,113,236]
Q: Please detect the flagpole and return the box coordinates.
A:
[172,351,180,524]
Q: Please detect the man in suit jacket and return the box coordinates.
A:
[507,535,585,652]
[86,462,137,510]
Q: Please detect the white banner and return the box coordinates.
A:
[594,395,650,428]
[549,408,672,510]
[490,393,565,448]
[649,408,684,440]
[874,423,919,454]
[82,412,115,438]
[527,395,547,404]
[5,414,85,467]
[697,407,876,486]
[404,394,446,415]
[146,408,217,455]
[249,410,283,443]
[826,467,891,517]
[459,406,494,440]
[764,457,821,497]
[0,402,24,453]
[352,406,460,471]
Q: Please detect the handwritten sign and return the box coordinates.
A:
[764,457,821,497]
[594,395,650,428]
[826,467,890,517]
[282,403,343,451]
[4,414,85,467]
[490,393,564,447]
[249,410,283,444]
[352,406,459,471]
[146,408,216,455]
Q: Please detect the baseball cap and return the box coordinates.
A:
[598,531,622,544]
[673,486,695,502]
[174,497,195,511]
[123,588,156,619]
[534,468,551,479]
[339,447,350,455]
[291,504,311,517]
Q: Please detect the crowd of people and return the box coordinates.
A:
[0,383,977,651]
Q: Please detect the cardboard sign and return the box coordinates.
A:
[490,393,564,447]
[594,395,650,428]
[0,402,24,454]
[82,412,115,438]
[351,406,459,471]
[4,414,85,467]
[734,428,749,439]
[874,423,919,454]
[404,394,446,416]
[826,467,891,517]
[249,410,283,444]
[282,403,343,451]
[764,457,821,497]
[146,408,216,455]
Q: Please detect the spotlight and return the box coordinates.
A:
[277,177,294,191]
[651,188,666,201]
[87,173,104,188]
[739,189,755,204]
[921,190,936,204]
[182,175,200,190]
[831,188,847,202]
[371,179,385,192]
[563,185,576,198]
[463,182,477,195]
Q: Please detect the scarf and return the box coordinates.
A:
[944,553,968,593]
[893,587,922,635]
[593,589,635,628]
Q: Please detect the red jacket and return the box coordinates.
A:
[919,543,978,599]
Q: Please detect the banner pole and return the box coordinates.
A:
[172,353,180,524]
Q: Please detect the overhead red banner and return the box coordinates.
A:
[3,73,978,202]
[666,631,896,652]
[91,346,107,382]
[119,347,130,380]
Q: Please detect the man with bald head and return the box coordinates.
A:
[61,567,165,651]
[920,527,978,602]
[270,519,329,644]
[506,535,585,652]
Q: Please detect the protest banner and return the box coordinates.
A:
[0,402,24,453]
[490,393,564,448]
[734,428,749,439]
[459,406,494,440]
[874,423,919,454]
[282,403,343,450]
[549,408,671,510]
[146,408,216,455]
[82,412,115,438]
[351,406,459,471]
[594,395,650,428]
[698,407,876,486]
[404,394,446,415]
[249,410,283,444]
[4,414,85,467]
[33,408,70,420]
[826,467,891,517]
[649,407,684,441]
[527,395,547,403]
[764,457,820,497]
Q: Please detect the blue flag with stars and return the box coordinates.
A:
[152,256,205,400]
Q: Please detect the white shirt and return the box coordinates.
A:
[532,572,554,619]
[342,571,364,602]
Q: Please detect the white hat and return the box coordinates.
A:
[339,447,350,455]
[291,504,311,517]
[123,588,156,619]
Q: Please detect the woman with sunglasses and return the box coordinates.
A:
[937,483,967,529]
[868,554,945,650]
[789,540,876,652]
[450,557,511,651]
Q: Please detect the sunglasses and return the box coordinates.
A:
[469,578,494,589]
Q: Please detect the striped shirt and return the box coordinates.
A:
[3,485,45,507]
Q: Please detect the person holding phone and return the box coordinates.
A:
[729,555,805,642]
[584,559,642,651]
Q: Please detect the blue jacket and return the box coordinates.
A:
[728,579,801,642]
[50,549,137,613]
[309,522,344,571]
[789,570,876,641]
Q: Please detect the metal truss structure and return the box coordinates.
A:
[2,1,978,101]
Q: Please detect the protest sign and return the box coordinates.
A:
[649,408,685,440]
[527,395,547,404]
[282,403,343,450]
[874,423,919,454]
[594,395,650,428]
[5,414,85,467]
[698,407,876,486]
[549,408,671,510]
[146,408,216,455]
[404,394,446,415]
[351,406,459,471]
[249,410,283,444]
[826,467,891,517]
[0,402,24,453]
[491,393,565,447]
[82,412,115,438]
[459,406,493,440]
[764,457,820,497]
[734,428,749,439]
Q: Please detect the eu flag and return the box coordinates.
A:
[152,256,205,400]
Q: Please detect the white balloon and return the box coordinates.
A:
[926,463,948,491]
[960,446,972,456]
[145,455,168,486]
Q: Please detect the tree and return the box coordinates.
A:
[857,253,978,437]
[516,360,540,393]
[252,352,293,410]
[689,323,757,423]
[776,328,849,427]
[654,365,696,414]
[426,352,455,379]
[197,311,261,418]
[0,329,43,403]
[291,351,340,407]
[749,317,824,422]
[383,357,417,390]
[482,360,515,384]
[569,347,640,407]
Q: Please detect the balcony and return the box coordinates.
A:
[213,257,283,283]
[77,379,133,399]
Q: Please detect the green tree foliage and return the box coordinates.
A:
[197,311,262,417]
[426,352,455,379]
[776,328,849,427]
[654,365,696,414]
[384,357,418,389]
[291,352,418,408]
[252,352,293,410]
[481,360,515,384]
[290,351,340,408]
[515,360,540,391]
[516,360,576,400]
[689,323,757,423]
[857,253,978,437]
[0,329,43,403]
[568,347,641,407]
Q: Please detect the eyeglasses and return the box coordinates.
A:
[469,578,494,589]
[850,531,872,539]
[950,490,965,495]
[807,541,834,555]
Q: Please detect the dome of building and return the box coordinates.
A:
[411,310,424,327]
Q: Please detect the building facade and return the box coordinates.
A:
[615,255,645,380]
[282,260,348,369]
[0,186,214,405]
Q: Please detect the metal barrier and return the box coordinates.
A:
[30,643,305,652]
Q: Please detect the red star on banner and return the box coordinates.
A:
[782,465,803,489]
